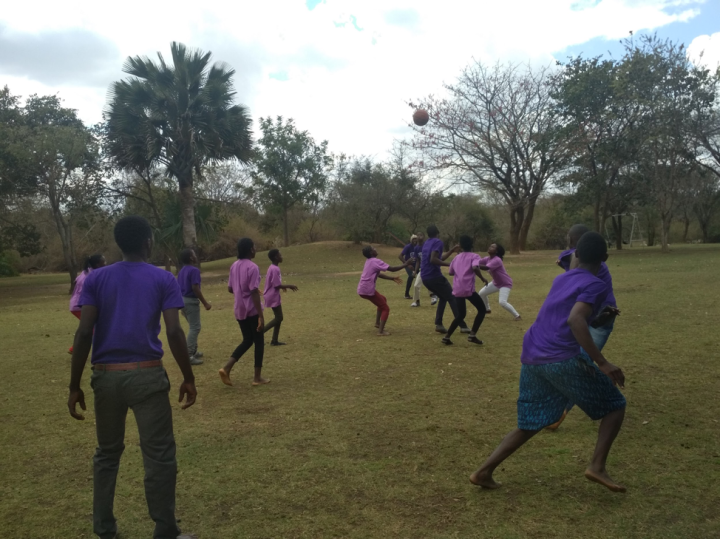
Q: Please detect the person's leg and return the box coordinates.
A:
[431,279,462,341]
[219,319,254,385]
[263,306,284,343]
[404,267,413,297]
[128,368,182,539]
[375,292,390,335]
[498,287,521,319]
[412,272,422,304]
[91,370,129,539]
[585,407,626,492]
[183,298,201,357]
[467,292,487,342]
[478,282,498,312]
[470,428,540,488]
[250,317,268,384]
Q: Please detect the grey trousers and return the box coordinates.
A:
[91,366,181,539]
[181,296,201,355]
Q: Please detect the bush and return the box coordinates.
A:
[0,250,21,277]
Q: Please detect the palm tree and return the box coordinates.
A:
[105,42,253,249]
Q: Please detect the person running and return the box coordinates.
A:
[410,233,438,308]
[177,248,212,366]
[399,235,418,299]
[449,235,490,345]
[219,238,269,387]
[67,216,198,539]
[263,249,298,346]
[469,232,627,493]
[68,253,106,354]
[358,245,414,336]
[478,243,521,321]
[420,224,467,344]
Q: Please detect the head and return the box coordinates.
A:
[114,216,153,259]
[362,245,377,259]
[410,235,418,246]
[416,232,426,245]
[83,253,106,273]
[488,243,505,259]
[268,248,282,264]
[459,235,474,252]
[179,248,197,267]
[426,224,439,238]
[567,224,590,249]
[575,232,608,271]
[237,237,256,260]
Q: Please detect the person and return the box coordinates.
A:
[469,232,627,493]
[420,224,468,343]
[67,215,198,539]
[548,224,621,430]
[177,248,212,366]
[478,243,521,321]
[398,235,418,299]
[448,235,490,345]
[68,253,106,354]
[410,232,438,308]
[263,249,299,346]
[219,238,268,387]
[358,245,414,336]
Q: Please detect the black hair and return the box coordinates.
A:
[459,235,473,252]
[114,216,152,255]
[83,253,104,273]
[576,232,607,265]
[179,248,195,266]
[362,245,374,258]
[494,243,506,260]
[268,248,280,262]
[237,237,255,259]
[426,224,439,237]
[568,224,591,245]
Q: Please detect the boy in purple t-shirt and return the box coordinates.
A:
[177,248,212,365]
[262,249,299,346]
[470,232,627,494]
[67,216,197,539]
[398,235,418,299]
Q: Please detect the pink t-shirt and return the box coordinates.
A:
[357,257,390,296]
[263,264,282,308]
[69,270,90,312]
[479,256,513,289]
[449,252,482,297]
[228,259,262,320]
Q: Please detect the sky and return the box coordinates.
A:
[1,0,719,158]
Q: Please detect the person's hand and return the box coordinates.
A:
[411,272,417,278]
[598,361,625,389]
[257,315,265,332]
[393,277,403,285]
[68,388,87,420]
[604,306,621,316]
[481,277,489,285]
[204,302,212,311]
[178,381,197,410]
[556,259,562,266]
[286,285,299,292]
[452,244,461,253]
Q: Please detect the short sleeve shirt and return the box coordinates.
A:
[401,243,415,261]
[449,252,482,297]
[479,255,513,288]
[357,257,390,296]
[421,238,444,280]
[229,259,262,320]
[69,270,89,311]
[177,265,201,298]
[558,248,616,308]
[263,265,283,308]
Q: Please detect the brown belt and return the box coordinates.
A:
[93,360,163,371]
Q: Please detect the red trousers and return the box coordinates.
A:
[360,292,390,321]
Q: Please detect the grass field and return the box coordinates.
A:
[1,242,720,539]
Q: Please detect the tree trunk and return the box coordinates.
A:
[660,214,672,253]
[518,199,537,251]
[283,204,290,247]
[178,182,197,249]
[682,217,690,243]
[647,225,656,247]
[508,205,523,255]
[612,215,623,250]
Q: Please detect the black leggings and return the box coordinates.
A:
[456,292,487,335]
[262,306,284,342]
[422,276,463,336]
[232,315,264,368]
[404,266,414,297]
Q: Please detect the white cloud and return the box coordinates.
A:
[0,0,708,157]
[688,32,720,71]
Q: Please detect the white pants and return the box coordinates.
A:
[413,271,423,302]
[479,282,519,318]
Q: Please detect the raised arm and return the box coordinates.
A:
[163,308,197,409]
[441,245,460,261]
[67,304,98,420]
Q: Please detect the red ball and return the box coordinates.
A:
[413,109,429,126]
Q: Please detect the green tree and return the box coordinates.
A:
[105,42,253,250]
[251,117,332,246]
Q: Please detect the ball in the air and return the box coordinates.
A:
[413,109,429,126]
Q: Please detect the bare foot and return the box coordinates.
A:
[252,378,271,386]
[514,315,522,322]
[469,470,501,489]
[546,409,568,431]
[218,368,232,386]
[376,331,391,336]
[584,468,626,493]
[375,324,380,329]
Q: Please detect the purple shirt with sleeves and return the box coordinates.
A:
[521,268,608,365]
[229,259,262,320]
[478,255,513,288]
[263,264,283,308]
[401,243,415,261]
[78,262,185,364]
[558,248,616,307]
[69,269,90,311]
[177,264,201,298]
[421,237,444,280]
[357,257,390,296]
[449,252,482,297]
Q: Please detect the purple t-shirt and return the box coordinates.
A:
[79,262,185,364]
[357,257,390,296]
[479,256,513,288]
[264,264,283,308]
[558,248,616,307]
[401,243,415,261]
[421,237,444,280]
[449,252,482,297]
[69,269,90,312]
[177,265,201,298]
[521,268,608,365]
[229,259,262,320]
